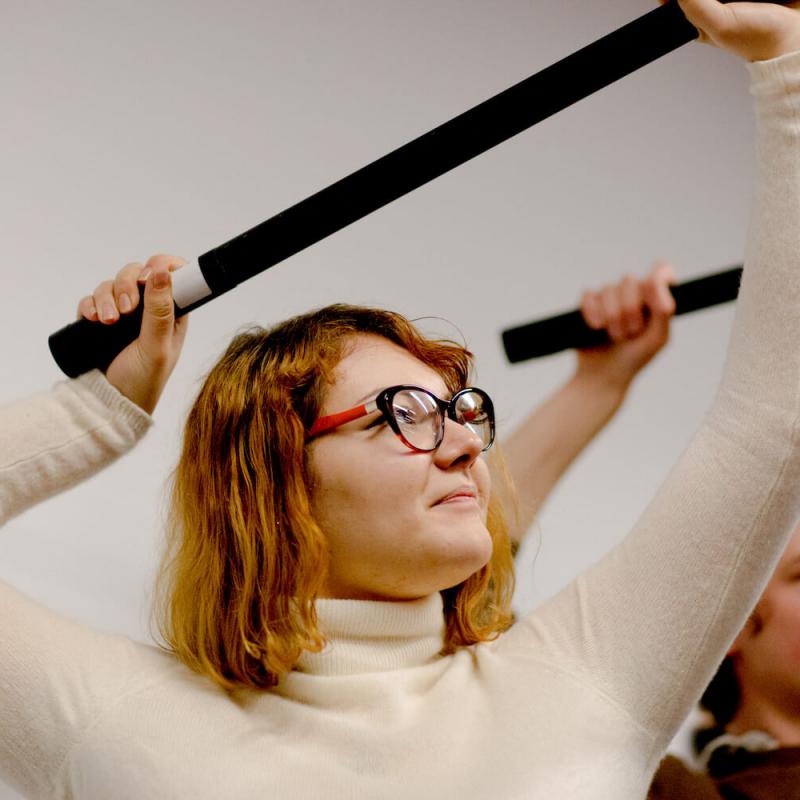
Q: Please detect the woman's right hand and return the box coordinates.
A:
[670,0,800,62]
[76,254,188,415]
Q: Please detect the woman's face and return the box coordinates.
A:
[307,334,493,601]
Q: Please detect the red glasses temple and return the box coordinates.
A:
[308,399,379,438]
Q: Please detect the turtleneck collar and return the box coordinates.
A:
[294,593,446,676]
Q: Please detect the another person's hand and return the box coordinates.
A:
[77,254,188,414]
[668,0,800,62]
[577,261,676,393]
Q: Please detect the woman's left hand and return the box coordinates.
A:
[577,261,676,393]
[668,0,800,62]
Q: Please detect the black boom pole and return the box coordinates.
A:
[501,266,744,362]
[49,1,742,377]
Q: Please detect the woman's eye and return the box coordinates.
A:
[395,408,418,424]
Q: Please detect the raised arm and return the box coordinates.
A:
[506,0,800,761]
[500,263,675,544]
[0,254,188,795]
[0,255,186,525]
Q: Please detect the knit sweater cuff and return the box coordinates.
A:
[749,48,800,97]
[75,370,153,438]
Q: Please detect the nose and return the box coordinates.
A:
[433,417,483,469]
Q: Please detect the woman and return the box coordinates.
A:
[2,1,800,797]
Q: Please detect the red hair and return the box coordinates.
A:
[154,304,514,690]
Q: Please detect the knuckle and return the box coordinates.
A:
[146,253,182,271]
[150,302,174,320]
[580,291,597,313]
[626,293,643,313]
[94,279,114,297]
[77,296,96,319]
[119,262,144,284]
[643,280,660,303]
[114,276,136,297]
[603,296,620,317]
[622,306,640,324]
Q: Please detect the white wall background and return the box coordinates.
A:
[1,1,753,796]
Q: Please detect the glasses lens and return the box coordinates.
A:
[391,388,441,451]
[454,390,493,450]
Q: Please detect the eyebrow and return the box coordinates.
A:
[351,384,452,407]
[353,388,382,406]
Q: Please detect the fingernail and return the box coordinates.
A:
[153,269,169,289]
[119,293,132,313]
[83,299,98,320]
[139,267,152,283]
[101,302,117,322]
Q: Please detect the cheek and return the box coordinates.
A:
[474,459,492,515]
[309,442,425,533]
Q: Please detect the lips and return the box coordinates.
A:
[434,486,479,505]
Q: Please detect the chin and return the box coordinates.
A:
[434,530,494,589]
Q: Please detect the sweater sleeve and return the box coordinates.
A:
[0,370,152,525]
[0,371,153,797]
[509,51,800,757]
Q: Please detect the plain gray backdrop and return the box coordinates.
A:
[2,1,754,796]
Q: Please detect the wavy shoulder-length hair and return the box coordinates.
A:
[154,304,515,690]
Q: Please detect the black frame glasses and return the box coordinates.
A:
[308,384,495,453]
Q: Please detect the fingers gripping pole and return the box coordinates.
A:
[47,262,211,378]
[501,267,744,363]
[50,2,703,377]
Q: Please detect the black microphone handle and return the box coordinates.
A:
[501,266,744,363]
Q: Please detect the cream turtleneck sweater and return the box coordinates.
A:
[3,52,800,800]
